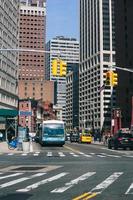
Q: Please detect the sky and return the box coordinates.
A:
[46,0,79,42]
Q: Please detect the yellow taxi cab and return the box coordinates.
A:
[80,132,92,144]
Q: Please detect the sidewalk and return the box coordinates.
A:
[0,141,37,153]
[92,141,104,145]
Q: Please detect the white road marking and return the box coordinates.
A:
[7,153,14,156]
[58,152,65,157]
[51,172,96,193]
[47,152,52,157]
[0,173,45,188]
[35,152,40,154]
[124,155,133,158]
[125,183,133,194]
[101,153,121,158]
[97,155,106,158]
[69,152,79,157]
[21,153,27,156]
[89,153,95,155]
[17,172,68,192]
[33,154,39,156]
[90,172,123,193]
[0,173,23,180]
[78,152,92,157]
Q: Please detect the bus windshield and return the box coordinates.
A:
[43,123,64,137]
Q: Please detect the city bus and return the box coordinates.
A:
[38,120,65,146]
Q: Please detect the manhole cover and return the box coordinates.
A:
[12,166,45,171]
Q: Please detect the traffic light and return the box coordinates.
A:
[105,71,113,86]
[112,72,118,86]
[52,59,58,76]
[60,60,67,77]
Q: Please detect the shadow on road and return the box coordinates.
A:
[0,193,32,200]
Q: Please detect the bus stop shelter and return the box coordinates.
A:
[0,109,18,140]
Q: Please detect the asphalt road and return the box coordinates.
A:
[0,141,133,200]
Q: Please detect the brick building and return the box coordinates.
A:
[18,0,54,102]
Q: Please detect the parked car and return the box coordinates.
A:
[108,132,133,150]
[70,132,79,143]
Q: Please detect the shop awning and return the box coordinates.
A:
[0,109,18,117]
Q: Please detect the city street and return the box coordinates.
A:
[0,142,132,200]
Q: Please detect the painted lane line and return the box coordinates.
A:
[69,152,79,157]
[89,153,95,155]
[17,172,68,192]
[125,183,133,194]
[73,192,97,200]
[90,172,123,194]
[51,172,96,193]
[0,173,23,180]
[0,173,46,189]
[58,152,65,157]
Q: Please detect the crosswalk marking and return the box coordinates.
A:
[0,173,45,188]
[0,170,132,196]
[125,155,133,158]
[97,155,106,158]
[7,153,14,156]
[1,151,133,159]
[47,152,52,157]
[90,172,123,194]
[69,152,79,157]
[125,183,133,194]
[78,152,92,157]
[21,153,28,156]
[17,172,68,192]
[100,153,121,158]
[35,152,40,154]
[0,173,23,180]
[33,154,39,156]
[51,172,96,193]
[58,152,65,157]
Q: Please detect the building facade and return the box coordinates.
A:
[115,0,133,128]
[45,36,79,122]
[18,80,54,103]
[18,0,53,102]
[80,0,116,131]
[0,0,19,110]
[66,64,79,130]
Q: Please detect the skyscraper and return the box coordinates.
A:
[80,0,116,131]
[0,0,19,109]
[115,0,133,127]
[46,36,79,121]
